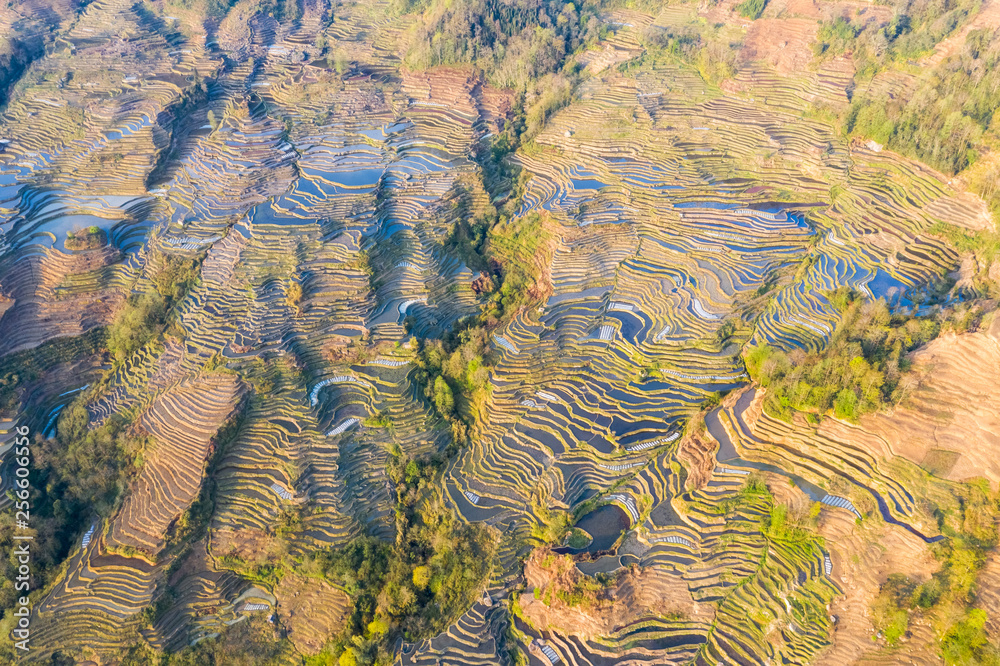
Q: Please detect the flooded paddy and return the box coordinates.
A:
[556,504,631,555]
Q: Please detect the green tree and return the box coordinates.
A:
[412,565,431,590]
[941,609,999,664]
[107,291,167,363]
[433,376,454,416]
[833,389,858,421]
[736,0,767,20]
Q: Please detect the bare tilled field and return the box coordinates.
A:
[0,0,998,663]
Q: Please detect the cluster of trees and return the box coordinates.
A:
[822,11,1000,213]
[0,251,208,625]
[313,449,497,665]
[107,291,169,363]
[744,296,940,422]
[637,23,743,85]
[443,183,496,267]
[871,480,999,664]
[413,326,491,446]
[65,225,106,251]
[0,403,148,632]
[736,0,767,20]
[845,27,1000,176]
[404,0,604,90]
[107,254,201,363]
[284,281,304,314]
[800,1,1000,216]
[405,0,610,189]
[814,0,980,71]
[483,212,553,319]
[530,549,615,610]
[724,475,823,544]
[417,326,490,434]
[416,212,552,443]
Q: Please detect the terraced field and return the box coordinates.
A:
[108,374,244,555]
[1,0,998,663]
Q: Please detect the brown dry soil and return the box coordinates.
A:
[859,318,1000,488]
[676,422,717,492]
[210,526,283,564]
[817,511,941,664]
[518,548,706,640]
[0,245,124,356]
[107,374,245,556]
[274,573,350,655]
[735,318,1000,663]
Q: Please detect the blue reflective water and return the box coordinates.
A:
[570,178,607,190]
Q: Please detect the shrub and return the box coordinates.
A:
[735,0,767,20]
[403,0,602,90]
[432,376,454,416]
[316,506,496,664]
[843,27,1000,177]
[285,282,303,313]
[872,591,909,645]
[107,291,167,363]
[745,299,940,421]
[941,609,999,664]
[412,566,431,590]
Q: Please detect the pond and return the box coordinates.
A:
[607,310,647,344]
[867,269,913,306]
[576,553,639,576]
[570,178,608,190]
[555,504,630,555]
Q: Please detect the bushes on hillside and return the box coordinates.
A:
[736,0,767,20]
[108,254,202,363]
[745,297,939,422]
[639,24,742,85]
[153,254,201,304]
[284,281,304,313]
[404,0,603,90]
[843,27,1000,178]
[314,450,497,665]
[868,480,1000,662]
[806,3,1000,217]
[485,212,553,318]
[0,403,149,625]
[415,212,553,444]
[813,0,979,69]
[414,325,491,445]
[107,291,168,363]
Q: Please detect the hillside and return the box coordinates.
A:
[0,0,997,664]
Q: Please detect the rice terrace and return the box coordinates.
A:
[0,0,999,662]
